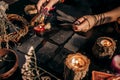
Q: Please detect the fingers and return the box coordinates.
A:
[73,17,90,32]
[44,2,54,11]
[73,15,96,32]
[37,0,46,12]
[73,21,89,32]
[37,0,58,12]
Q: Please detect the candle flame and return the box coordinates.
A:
[101,39,112,47]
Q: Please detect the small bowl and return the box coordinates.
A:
[0,48,18,79]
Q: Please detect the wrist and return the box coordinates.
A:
[94,13,110,26]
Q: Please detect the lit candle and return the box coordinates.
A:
[71,58,79,69]
[92,37,116,59]
[65,53,90,80]
[34,24,45,35]
[65,53,90,72]
[100,39,112,47]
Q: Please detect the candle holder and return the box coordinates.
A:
[92,37,116,59]
[65,53,90,80]
[33,22,51,36]
[31,8,51,36]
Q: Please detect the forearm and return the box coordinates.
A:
[94,7,120,26]
[106,7,120,22]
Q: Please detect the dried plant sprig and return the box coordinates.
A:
[0,1,28,44]
[21,46,60,80]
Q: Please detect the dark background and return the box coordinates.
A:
[1,0,120,80]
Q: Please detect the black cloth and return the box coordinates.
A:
[2,0,18,4]
[64,0,120,13]
[56,0,92,18]
[88,0,120,13]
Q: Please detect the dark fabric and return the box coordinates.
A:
[56,3,92,18]
[55,0,93,18]
[89,0,120,13]
[64,0,120,13]
[3,0,18,4]
[54,0,92,27]
[29,0,38,3]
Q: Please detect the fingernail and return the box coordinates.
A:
[74,20,81,25]
[50,7,55,11]
[42,8,48,14]
[74,27,78,30]
[44,7,48,11]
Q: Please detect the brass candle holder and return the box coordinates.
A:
[92,37,116,59]
[65,53,90,80]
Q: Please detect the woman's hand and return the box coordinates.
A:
[73,7,120,32]
[73,15,96,32]
[36,0,59,12]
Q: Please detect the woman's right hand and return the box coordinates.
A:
[36,0,59,12]
[73,15,96,32]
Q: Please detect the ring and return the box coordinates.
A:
[74,20,81,25]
